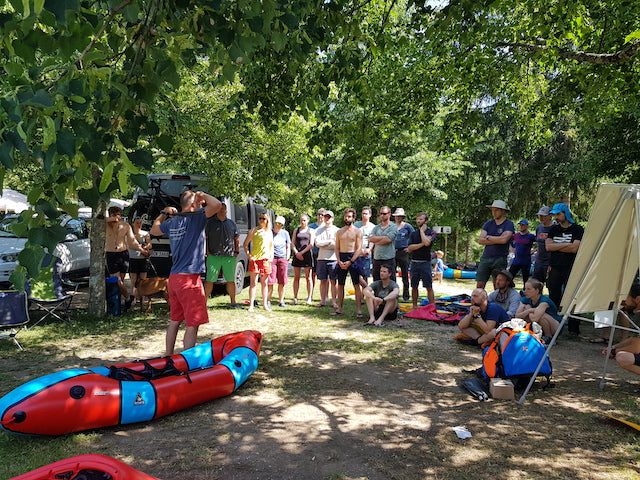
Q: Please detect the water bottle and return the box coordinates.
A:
[105,276,121,316]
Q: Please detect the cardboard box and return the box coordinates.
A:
[490,378,514,400]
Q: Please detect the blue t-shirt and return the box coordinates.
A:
[395,223,415,249]
[511,232,536,266]
[482,302,510,326]
[520,295,561,321]
[481,219,515,259]
[273,229,291,258]
[159,209,208,275]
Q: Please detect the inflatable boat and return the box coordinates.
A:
[443,267,476,280]
[10,454,159,480]
[0,330,262,436]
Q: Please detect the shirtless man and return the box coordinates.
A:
[334,208,367,316]
[106,206,149,308]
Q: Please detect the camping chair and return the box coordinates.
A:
[27,265,79,328]
[0,290,30,350]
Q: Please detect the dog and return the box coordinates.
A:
[135,277,169,314]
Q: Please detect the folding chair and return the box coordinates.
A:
[28,282,79,328]
[0,290,30,350]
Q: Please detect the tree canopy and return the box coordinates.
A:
[1,0,639,312]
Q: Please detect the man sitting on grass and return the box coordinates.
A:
[604,337,640,376]
[363,265,399,327]
[455,288,510,346]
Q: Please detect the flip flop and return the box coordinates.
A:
[376,323,387,328]
[589,337,608,344]
[330,311,343,316]
[356,313,363,318]
[363,322,375,326]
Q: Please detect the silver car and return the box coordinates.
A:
[0,214,91,284]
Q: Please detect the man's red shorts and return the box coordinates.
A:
[168,274,209,327]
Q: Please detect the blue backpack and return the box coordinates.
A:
[482,324,552,389]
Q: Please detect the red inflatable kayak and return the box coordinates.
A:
[0,330,262,435]
[9,454,160,480]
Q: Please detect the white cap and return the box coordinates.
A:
[275,215,286,225]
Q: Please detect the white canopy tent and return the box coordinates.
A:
[0,189,30,213]
[519,183,640,403]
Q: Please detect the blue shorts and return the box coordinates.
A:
[410,261,433,288]
[336,253,366,286]
[316,259,338,281]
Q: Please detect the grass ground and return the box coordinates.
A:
[1,276,639,480]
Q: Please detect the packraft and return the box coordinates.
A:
[482,322,552,389]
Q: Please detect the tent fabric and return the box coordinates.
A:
[560,183,640,314]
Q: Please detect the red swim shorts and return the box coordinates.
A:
[168,274,209,327]
[249,258,272,276]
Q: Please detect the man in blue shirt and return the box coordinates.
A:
[476,200,515,289]
[393,207,415,301]
[151,190,221,355]
[455,288,510,347]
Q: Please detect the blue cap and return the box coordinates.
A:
[518,219,529,225]
[549,203,575,223]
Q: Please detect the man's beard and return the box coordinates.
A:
[344,220,353,226]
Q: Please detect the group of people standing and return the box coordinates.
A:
[243,206,443,327]
[456,199,585,347]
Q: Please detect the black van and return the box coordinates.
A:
[128,174,272,293]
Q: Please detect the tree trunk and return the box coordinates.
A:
[465,233,471,267]
[455,227,460,263]
[88,198,107,317]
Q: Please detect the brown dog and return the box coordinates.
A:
[135,277,169,314]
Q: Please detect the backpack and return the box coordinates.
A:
[482,323,552,390]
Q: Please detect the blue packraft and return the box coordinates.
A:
[482,324,552,389]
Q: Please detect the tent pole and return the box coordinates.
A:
[518,311,570,404]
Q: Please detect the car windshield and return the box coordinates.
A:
[0,216,20,237]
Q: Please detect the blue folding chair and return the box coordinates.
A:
[0,290,30,350]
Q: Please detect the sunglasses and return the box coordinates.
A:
[380,212,390,215]
[323,214,332,218]
[276,222,283,226]
[259,217,267,220]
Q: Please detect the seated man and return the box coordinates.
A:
[455,288,510,346]
[487,269,520,317]
[604,337,640,376]
[363,265,399,327]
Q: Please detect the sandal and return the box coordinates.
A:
[589,337,608,344]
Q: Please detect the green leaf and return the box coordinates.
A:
[34,0,45,15]
[28,225,66,253]
[118,167,128,194]
[18,245,45,279]
[130,174,148,192]
[78,187,101,209]
[128,150,153,170]
[100,161,115,193]
[157,134,174,152]
[56,129,76,157]
[0,142,14,169]
[4,62,24,77]
[9,268,27,291]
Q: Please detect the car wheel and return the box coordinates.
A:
[234,261,245,295]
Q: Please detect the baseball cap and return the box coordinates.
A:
[518,219,529,225]
[275,215,286,225]
[536,206,551,216]
[324,210,334,218]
